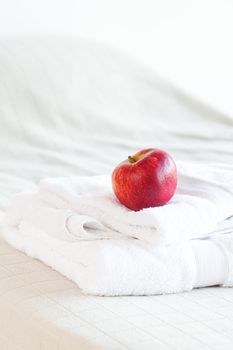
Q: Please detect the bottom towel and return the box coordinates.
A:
[2,218,233,296]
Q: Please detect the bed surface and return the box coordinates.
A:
[0,38,233,349]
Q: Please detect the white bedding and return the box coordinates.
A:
[0,37,233,349]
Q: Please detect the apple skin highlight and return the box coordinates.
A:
[112,148,177,211]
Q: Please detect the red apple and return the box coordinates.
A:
[112,148,177,211]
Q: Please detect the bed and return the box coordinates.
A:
[0,37,233,350]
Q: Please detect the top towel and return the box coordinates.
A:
[4,161,233,246]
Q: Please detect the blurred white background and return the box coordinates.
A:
[0,0,233,115]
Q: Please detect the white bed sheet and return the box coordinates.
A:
[0,37,233,349]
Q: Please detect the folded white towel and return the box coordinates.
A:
[2,217,233,295]
[35,161,233,245]
[3,161,233,245]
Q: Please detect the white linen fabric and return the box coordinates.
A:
[0,37,233,349]
[0,37,233,211]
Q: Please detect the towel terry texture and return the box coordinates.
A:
[2,161,233,295]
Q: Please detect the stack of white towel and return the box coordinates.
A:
[1,161,233,295]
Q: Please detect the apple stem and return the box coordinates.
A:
[128,156,136,163]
